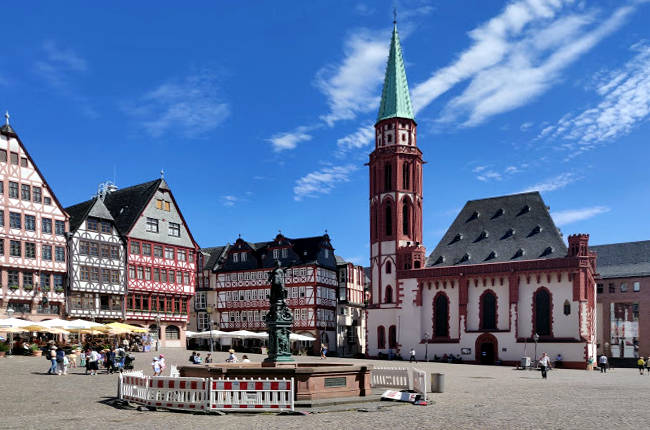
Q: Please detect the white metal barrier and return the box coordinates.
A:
[411,368,427,401]
[371,367,411,389]
[169,364,180,377]
[117,371,295,413]
[209,378,294,412]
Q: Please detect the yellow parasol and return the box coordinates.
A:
[45,327,71,335]
[105,322,148,333]
[78,328,108,335]
[21,325,48,332]
[2,327,27,334]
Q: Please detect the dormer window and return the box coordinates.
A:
[528,225,542,236]
[241,252,247,262]
[512,248,525,259]
[540,246,553,257]
[501,228,514,239]
[466,211,479,222]
[282,248,288,258]
[273,249,279,259]
[449,233,463,245]
[475,230,488,242]
[433,256,445,265]
[457,253,470,264]
[324,249,329,258]
[233,253,239,263]
[491,208,504,219]
[517,205,531,216]
[485,251,497,261]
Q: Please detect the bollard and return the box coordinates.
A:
[430,373,445,393]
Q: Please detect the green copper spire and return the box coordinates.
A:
[377,21,414,123]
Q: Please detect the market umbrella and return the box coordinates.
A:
[78,328,107,335]
[65,319,106,330]
[290,333,316,342]
[224,330,268,339]
[44,327,71,335]
[2,327,27,334]
[37,319,71,329]
[105,322,148,333]
[21,325,48,332]
[0,318,32,328]
[190,330,228,339]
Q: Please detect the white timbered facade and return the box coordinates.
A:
[335,258,368,356]
[66,192,126,320]
[0,118,68,320]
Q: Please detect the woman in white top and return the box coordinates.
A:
[539,352,552,379]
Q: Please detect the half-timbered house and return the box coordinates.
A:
[65,185,126,321]
[335,256,367,356]
[201,233,338,354]
[0,115,69,321]
[102,177,198,347]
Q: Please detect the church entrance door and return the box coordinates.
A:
[475,333,498,365]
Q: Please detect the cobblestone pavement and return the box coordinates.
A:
[1,348,649,429]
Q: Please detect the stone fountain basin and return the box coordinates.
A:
[179,362,373,400]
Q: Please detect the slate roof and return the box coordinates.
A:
[65,199,95,233]
[201,246,228,271]
[426,192,568,267]
[102,179,161,235]
[590,240,650,278]
[376,23,414,122]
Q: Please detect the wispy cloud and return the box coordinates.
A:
[293,164,358,201]
[316,30,387,126]
[473,163,527,182]
[336,123,375,154]
[123,71,229,138]
[267,126,314,152]
[551,206,610,226]
[221,195,239,207]
[540,41,650,157]
[411,1,639,126]
[520,172,578,193]
[35,40,87,88]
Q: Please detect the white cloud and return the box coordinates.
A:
[477,170,502,182]
[221,195,238,207]
[123,71,229,138]
[551,206,610,226]
[293,164,358,201]
[540,42,650,156]
[520,121,534,131]
[474,163,526,182]
[267,126,313,152]
[336,123,375,154]
[35,41,88,88]
[410,1,639,126]
[520,172,578,193]
[316,30,388,126]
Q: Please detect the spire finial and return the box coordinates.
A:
[160,169,165,179]
[393,8,397,25]
[4,111,9,126]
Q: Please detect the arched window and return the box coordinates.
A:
[165,325,180,340]
[480,290,497,330]
[433,293,449,337]
[385,261,392,274]
[377,326,386,349]
[534,288,552,336]
[388,325,397,349]
[402,202,410,235]
[384,163,392,191]
[385,285,393,304]
[385,204,393,236]
[563,300,571,315]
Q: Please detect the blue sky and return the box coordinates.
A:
[3,1,650,266]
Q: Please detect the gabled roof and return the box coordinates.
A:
[102,179,161,235]
[66,197,116,234]
[426,192,568,267]
[590,240,650,278]
[0,122,68,221]
[201,246,228,271]
[377,22,414,123]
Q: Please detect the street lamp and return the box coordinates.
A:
[424,331,430,362]
[155,316,161,352]
[533,333,540,361]
[209,317,214,355]
[7,308,14,356]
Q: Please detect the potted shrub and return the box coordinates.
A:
[30,344,42,357]
[0,342,9,358]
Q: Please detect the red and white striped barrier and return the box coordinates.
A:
[209,378,294,412]
[117,372,295,413]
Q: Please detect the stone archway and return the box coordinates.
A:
[475,333,498,365]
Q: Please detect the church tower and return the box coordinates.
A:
[368,20,425,308]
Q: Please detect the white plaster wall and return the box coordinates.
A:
[380,240,395,255]
[420,280,460,339]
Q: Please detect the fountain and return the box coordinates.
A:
[180,261,372,400]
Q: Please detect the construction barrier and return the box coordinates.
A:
[411,368,427,401]
[209,378,294,412]
[117,371,294,413]
[371,367,411,389]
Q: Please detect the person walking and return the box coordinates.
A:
[205,353,213,363]
[409,348,417,363]
[646,357,650,375]
[539,352,552,379]
[320,343,328,359]
[599,354,608,373]
[637,356,645,375]
[88,349,100,375]
[152,357,162,376]
[47,346,58,375]
[55,348,65,375]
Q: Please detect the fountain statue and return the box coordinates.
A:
[264,260,294,363]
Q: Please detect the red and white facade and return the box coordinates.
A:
[0,120,68,321]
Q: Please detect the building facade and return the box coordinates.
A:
[189,246,225,338]
[65,187,126,321]
[591,240,649,359]
[0,117,69,321]
[200,234,338,354]
[365,22,598,367]
[102,178,198,347]
[335,257,367,356]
